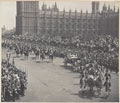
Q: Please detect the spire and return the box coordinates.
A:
[117,8,119,13]
[54,2,58,11]
[86,10,88,14]
[75,9,77,18]
[80,9,82,18]
[55,2,57,8]
[86,10,88,17]
[42,2,47,11]
[80,9,82,14]
[75,9,77,13]
[42,2,44,10]
[75,9,77,12]
[48,6,50,10]
[69,9,71,13]
[69,9,71,18]
[75,9,77,15]
[108,5,110,11]
[63,8,65,12]
[63,8,65,16]
[102,3,107,12]
[103,3,106,7]
[114,5,115,12]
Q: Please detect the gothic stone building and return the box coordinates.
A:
[16,1,119,37]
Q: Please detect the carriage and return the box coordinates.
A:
[64,53,80,66]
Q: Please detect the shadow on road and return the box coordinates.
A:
[20,58,26,61]
[36,61,41,63]
[31,57,36,60]
[73,76,80,78]
[35,61,50,63]
[60,65,76,72]
[74,83,80,85]
[99,96,108,99]
[71,90,98,100]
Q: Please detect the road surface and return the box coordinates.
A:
[2,49,119,102]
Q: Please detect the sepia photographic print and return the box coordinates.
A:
[0,0,119,102]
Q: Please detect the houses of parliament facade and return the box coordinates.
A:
[16,1,119,37]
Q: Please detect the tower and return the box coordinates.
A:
[16,1,39,35]
[102,3,107,13]
[42,3,47,11]
[54,2,58,11]
[92,1,99,14]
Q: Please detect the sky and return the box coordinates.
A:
[0,0,119,30]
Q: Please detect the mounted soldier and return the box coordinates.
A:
[104,77,111,97]
[104,69,111,82]
[80,74,86,94]
[34,47,40,60]
[15,47,20,57]
[49,50,54,62]
[40,50,45,62]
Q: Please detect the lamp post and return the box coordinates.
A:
[6,51,11,63]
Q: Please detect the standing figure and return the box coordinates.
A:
[104,78,111,97]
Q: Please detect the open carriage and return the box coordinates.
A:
[64,52,80,66]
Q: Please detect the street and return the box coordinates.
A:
[2,49,119,102]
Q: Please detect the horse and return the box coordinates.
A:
[95,76,103,96]
[9,45,13,50]
[64,57,74,66]
[44,50,49,59]
[104,80,111,97]
[80,75,87,94]
[64,57,68,66]
[49,53,54,62]
[19,48,24,56]
[24,50,29,59]
[87,76,95,92]
[15,48,20,57]
[34,50,39,60]
[86,75,103,95]
[40,53,45,62]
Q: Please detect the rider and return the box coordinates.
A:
[88,66,94,76]
[80,66,84,77]
[80,74,86,94]
[104,69,111,82]
[104,77,111,97]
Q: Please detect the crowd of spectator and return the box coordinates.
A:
[1,59,28,101]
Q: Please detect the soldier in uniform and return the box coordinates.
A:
[104,69,111,82]
[104,77,111,97]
